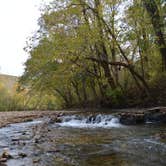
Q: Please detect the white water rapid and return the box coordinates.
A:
[58,114,122,128]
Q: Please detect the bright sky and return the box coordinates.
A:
[0,0,51,76]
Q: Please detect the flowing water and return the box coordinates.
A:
[0,113,166,166]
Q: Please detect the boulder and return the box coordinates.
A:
[119,107,166,125]
[145,108,166,123]
[120,114,145,125]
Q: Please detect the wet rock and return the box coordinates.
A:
[0,158,7,163]
[95,115,102,123]
[86,115,96,123]
[11,140,26,146]
[18,153,27,158]
[22,142,26,146]
[57,113,64,117]
[120,114,145,125]
[0,162,7,166]
[55,118,62,123]
[1,150,13,159]
[0,150,13,164]
[22,132,26,135]
[34,138,40,143]
[145,111,166,123]
[154,132,166,140]
[11,138,20,142]
[25,118,33,122]
[146,107,164,113]
[75,115,82,121]
[119,107,166,125]
[33,158,40,163]
[49,116,62,124]
[48,118,55,124]
[47,149,60,153]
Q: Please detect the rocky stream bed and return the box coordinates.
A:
[0,108,165,166]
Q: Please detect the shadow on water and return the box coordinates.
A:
[0,113,165,166]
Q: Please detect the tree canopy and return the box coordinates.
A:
[19,0,166,109]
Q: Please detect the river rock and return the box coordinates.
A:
[1,150,13,159]
[144,110,166,123]
[0,151,13,164]
[0,158,7,162]
[55,118,62,123]
[18,153,27,158]
[33,158,40,163]
[49,115,62,124]
[86,115,96,123]
[154,132,166,140]
[57,113,64,117]
[119,107,166,125]
[120,114,145,125]
[11,138,20,142]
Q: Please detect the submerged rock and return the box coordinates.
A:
[18,153,27,158]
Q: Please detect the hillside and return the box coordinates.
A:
[0,74,18,93]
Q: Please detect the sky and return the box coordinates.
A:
[0,0,51,76]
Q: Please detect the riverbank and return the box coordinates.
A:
[0,107,166,128]
[0,111,60,128]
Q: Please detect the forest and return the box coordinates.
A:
[3,0,166,110]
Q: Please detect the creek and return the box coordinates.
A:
[0,112,165,166]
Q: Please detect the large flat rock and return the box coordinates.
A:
[118,107,166,125]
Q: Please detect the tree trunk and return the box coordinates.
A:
[143,0,166,70]
[90,79,98,99]
[82,78,88,104]
[71,81,82,103]
[94,0,116,90]
[55,88,70,107]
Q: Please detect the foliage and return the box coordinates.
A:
[19,0,166,109]
[106,87,123,105]
[0,74,58,111]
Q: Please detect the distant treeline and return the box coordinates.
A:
[19,0,166,109]
[0,75,57,111]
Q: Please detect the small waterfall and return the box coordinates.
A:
[58,114,122,128]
